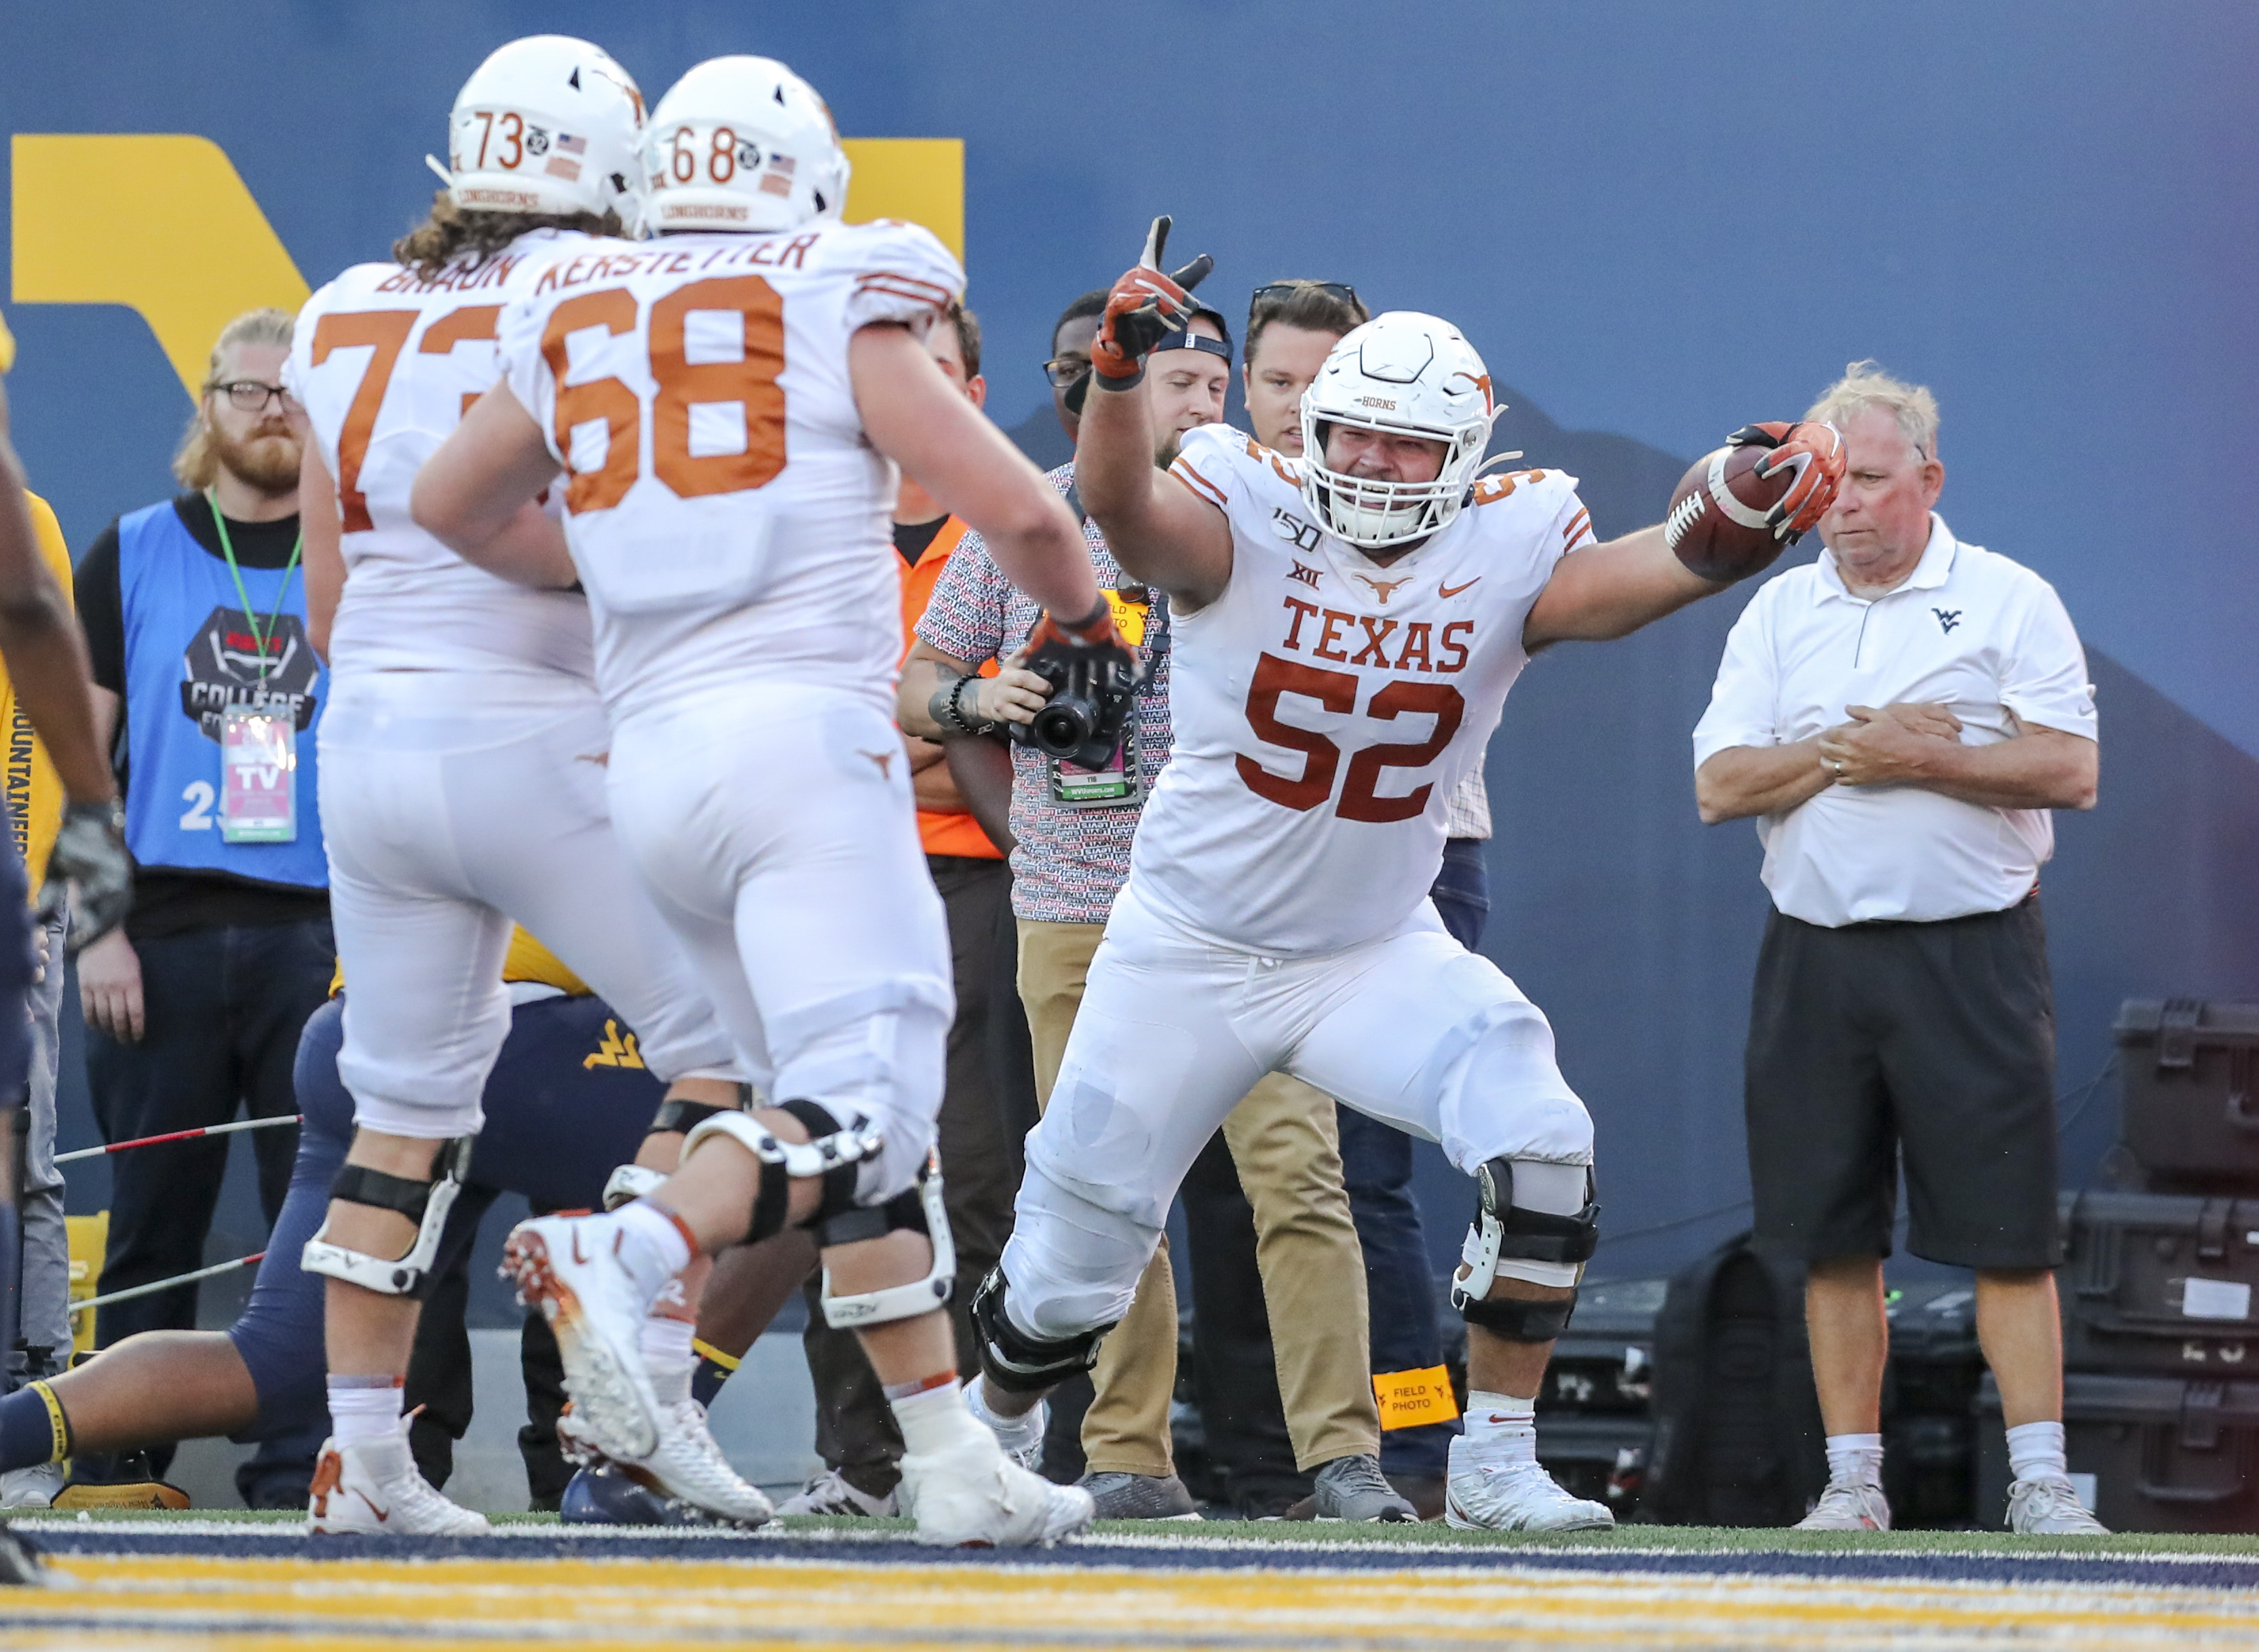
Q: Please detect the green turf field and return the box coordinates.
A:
[27,1504,2258,1554]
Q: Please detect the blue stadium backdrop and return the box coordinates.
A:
[7,2,2255,1296]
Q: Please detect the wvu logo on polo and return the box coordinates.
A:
[1933,608,1962,634]
[583,1019,645,1071]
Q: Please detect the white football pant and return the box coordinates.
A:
[320,673,741,1139]
[1003,880,1595,1342]
[605,683,953,1205]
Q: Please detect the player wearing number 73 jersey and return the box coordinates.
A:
[968,269,1846,1534]
[414,55,1114,1546]
[286,37,770,1539]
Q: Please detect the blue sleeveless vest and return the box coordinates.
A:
[115,501,327,887]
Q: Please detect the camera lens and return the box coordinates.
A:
[1031,699,1096,755]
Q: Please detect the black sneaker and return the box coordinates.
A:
[1077,1470,1199,1520]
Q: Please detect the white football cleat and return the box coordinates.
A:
[963,1379,1047,1472]
[501,1214,661,1462]
[308,1432,488,1536]
[1444,1438,1614,1533]
[2007,1475,2109,1535]
[556,1402,772,1529]
[898,1432,1093,1547]
[1796,1478,1893,1531]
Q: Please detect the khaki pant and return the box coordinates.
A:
[1018,917,1379,1477]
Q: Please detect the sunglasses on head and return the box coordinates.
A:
[1246,281,1361,323]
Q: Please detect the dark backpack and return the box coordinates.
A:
[1641,1232,1827,1525]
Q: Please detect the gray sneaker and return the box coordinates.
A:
[2007,1475,2109,1535]
[1311,1454,1418,1522]
[1077,1470,1199,1520]
[1794,1478,1891,1531]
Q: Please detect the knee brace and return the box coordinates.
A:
[300,1136,474,1297]
[814,1150,954,1330]
[1451,1157,1599,1343]
[970,1267,1112,1395]
[678,1099,884,1244]
[602,1093,753,1210]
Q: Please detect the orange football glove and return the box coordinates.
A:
[1728,420,1846,543]
[1090,216,1214,383]
[1027,597,1126,653]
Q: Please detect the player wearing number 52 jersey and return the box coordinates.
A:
[415,55,1116,1547]
[968,249,1848,1535]
[286,37,761,1539]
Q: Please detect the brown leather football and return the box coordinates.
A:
[1663,443,1795,583]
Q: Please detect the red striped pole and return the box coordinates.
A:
[68,1251,267,1315]
[54,1114,302,1166]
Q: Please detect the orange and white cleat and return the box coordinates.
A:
[501,1214,662,1462]
[308,1429,487,1536]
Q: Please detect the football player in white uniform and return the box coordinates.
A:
[966,237,1845,1532]
[412,56,1117,1545]
[288,37,769,1535]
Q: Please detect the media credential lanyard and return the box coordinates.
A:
[207,492,305,844]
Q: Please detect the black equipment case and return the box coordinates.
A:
[1976,1370,2259,1533]
[2114,999,2259,1188]
[1883,1279,1985,1527]
[2059,1190,2259,1376]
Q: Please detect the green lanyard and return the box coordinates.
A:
[206,490,304,684]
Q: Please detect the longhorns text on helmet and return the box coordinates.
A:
[437,36,651,233]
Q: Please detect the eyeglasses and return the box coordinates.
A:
[210,380,301,414]
[1042,354,1091,389]
[1247,281,1361,323]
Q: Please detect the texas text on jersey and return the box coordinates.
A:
[496,218,962,722]
[1137,425,1595,955]
[288,229,607,682]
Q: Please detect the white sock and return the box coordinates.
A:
[611,1202,692,1299]
[1462,1391,1538,1466]
[641,1315,698,1406]
[888,1378,987,1458]
[327,1377,403,1451]
[2005,1420,2068,1484]
[1824,1432,1885,1488]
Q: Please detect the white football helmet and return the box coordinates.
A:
[642,56,851,235]
[438,36,647,231]
[1299,312,1501,550]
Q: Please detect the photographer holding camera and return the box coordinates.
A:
[901,293,1397,1523]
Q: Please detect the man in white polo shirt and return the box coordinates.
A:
[1692,362,2102,1537]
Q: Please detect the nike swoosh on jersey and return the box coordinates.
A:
[1439,578,1481,598]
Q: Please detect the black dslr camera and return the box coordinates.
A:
[1009,602,1144,771]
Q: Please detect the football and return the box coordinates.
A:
[1663,443,1796,583]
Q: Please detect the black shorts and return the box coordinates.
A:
[1744,896,2062,1271]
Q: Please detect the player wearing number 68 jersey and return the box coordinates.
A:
[968,261,1847,1535]
[414,54,1112,1547]
[286,36,763,1539]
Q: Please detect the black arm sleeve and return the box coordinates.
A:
[74,522,125,696]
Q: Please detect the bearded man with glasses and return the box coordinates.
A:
[67,308,332,1496]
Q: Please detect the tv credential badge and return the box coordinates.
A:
[220,702,297,843]
[210,490,305,844]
